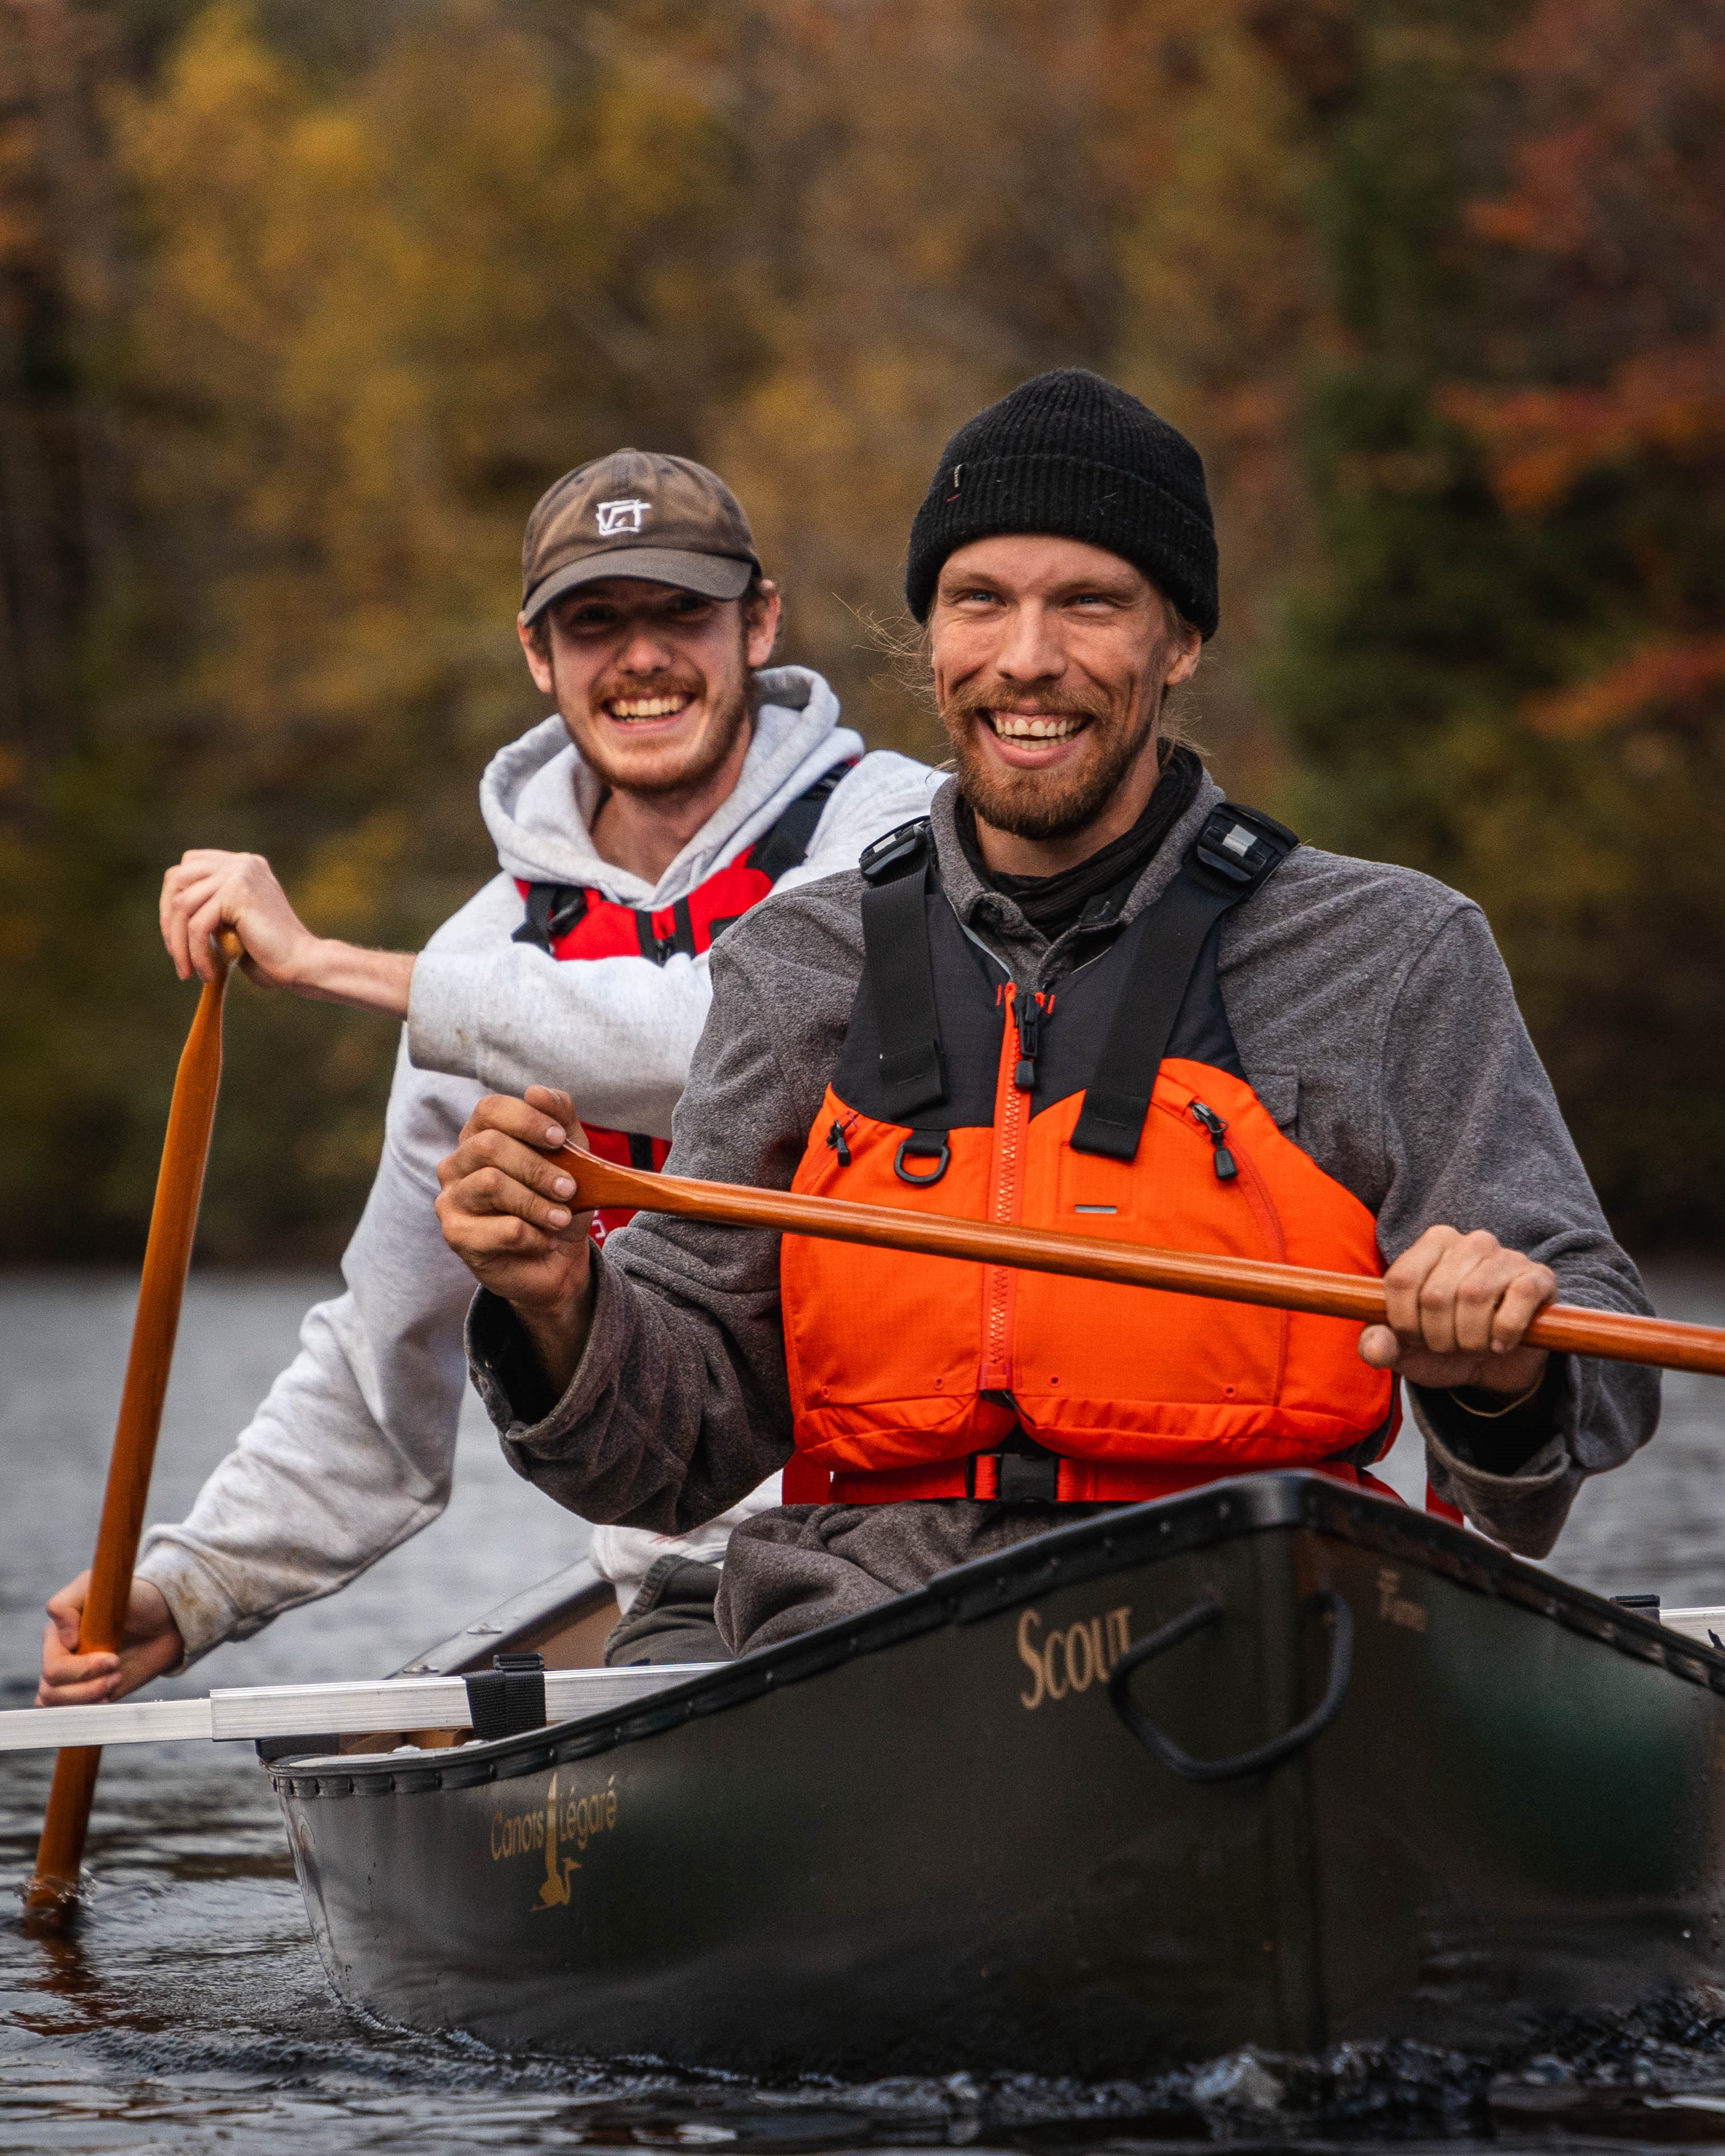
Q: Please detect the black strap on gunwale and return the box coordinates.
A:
[464,1652,548,1741]
[512,762,853,960]
[858,819,947,1120]
[1069,804,1297,1161]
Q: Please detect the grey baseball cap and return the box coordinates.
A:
[521,449,761,622]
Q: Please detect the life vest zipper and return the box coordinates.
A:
[1190,1100,1238,1181]
[826,1117,853,1168]
[1013,992,1046,1092]
[982,984,1031,1390]
[1163,1090,1290,1401]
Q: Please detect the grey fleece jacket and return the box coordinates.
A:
[135,669,942,1663]
[468,769,1660,1656]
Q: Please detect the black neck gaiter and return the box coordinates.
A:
[956,742,1203,941]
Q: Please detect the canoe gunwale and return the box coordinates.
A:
[269,1469,1723,1802]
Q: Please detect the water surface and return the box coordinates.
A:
[5,1267,1725,2152]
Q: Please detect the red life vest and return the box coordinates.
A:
[514,764,850,1244]
[779,805,1400,1505]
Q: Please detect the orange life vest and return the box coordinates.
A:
[515,764,849,1243]
[780,805,1399,1505]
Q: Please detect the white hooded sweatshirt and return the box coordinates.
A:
[136,668,941,1663]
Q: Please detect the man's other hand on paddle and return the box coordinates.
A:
[1358,1225,1556,1403]
[436,1086,598,1396]
[38,1574,183,1705]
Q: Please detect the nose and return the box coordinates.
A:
[993,598,1064,687]
[616,621,679,675]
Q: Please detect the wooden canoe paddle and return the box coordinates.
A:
[26,928,245,1921]
[556,1144,1725,1381]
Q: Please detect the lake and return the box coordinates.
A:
[4,1266,1725,2151]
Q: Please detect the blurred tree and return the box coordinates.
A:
[1268,0,1725,1243]
[3,0,762,1257]
[3,0,1322,1262]
[1108,0,1329,796]
[49,0,1719,1259]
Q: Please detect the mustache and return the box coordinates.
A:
[589,669,706,711]
[941,683,1107,726]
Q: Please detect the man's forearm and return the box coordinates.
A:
[285,940,415,1018]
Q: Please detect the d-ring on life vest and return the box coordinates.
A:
[779,803,1400,1505]
[514,763,850,1243]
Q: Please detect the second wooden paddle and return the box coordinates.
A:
[27,929,244,1920]
[557,1144,1725,1381]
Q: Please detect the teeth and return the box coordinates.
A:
[607,695,691,719]
[991,713,1080,740]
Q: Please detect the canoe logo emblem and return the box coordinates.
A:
[596,497,651,537]
[485,1771,620,1912]
[1376,1567,1428,1633]
[535,1772,580,1910]
[1017,1605,1133,1710]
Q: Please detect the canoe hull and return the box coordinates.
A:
[274,1474,1725,2072]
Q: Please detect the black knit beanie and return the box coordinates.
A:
[904,369,1219,637]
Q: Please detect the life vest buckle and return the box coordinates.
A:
[893,1130,950,1187]
[860,819,931,886]
[994,1449,1061,1504]
[1192,804,1297,890]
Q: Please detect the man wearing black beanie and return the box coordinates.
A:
[904,366,1219,638]
[436,368,1657,1660]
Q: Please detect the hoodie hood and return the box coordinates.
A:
[479,666,864,905]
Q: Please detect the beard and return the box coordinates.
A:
[561,656,753,798]
[940,681,1159,841]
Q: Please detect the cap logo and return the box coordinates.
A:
[595,497,651,537]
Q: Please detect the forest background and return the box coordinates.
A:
[1,0,1721,1263]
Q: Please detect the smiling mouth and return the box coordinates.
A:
[603,693,694,722]
[988,711,1086,741]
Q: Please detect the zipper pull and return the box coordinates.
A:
[826,1119,852,1168]
[1014,992,1042,1093]
[1191,1101,1238,1181]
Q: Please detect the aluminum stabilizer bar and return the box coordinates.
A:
[0,1664,725,1753]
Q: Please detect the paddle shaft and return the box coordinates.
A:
[29,932,241,1913]
[558,1146,1725,1381]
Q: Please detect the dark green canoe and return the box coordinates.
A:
[270,1471,1725,2072]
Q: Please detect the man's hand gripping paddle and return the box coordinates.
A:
[556,1145,1725,1381]
[26,929,243,1924]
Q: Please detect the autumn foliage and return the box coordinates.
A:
[1,0,1721,1255]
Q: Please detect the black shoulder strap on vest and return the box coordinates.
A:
[513,883,590,953]
[635,896,698,964]
[858,819,947,1120]
[512,763,853,955]
[1069,803,1298,1162]
[751,760,853,884]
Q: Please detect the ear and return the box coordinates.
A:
[1164,620,1203,689]
[743,581,783,669]
[518,612,555,695]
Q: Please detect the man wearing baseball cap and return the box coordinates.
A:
[435,369,1657,1655]
[39,450,940,1704]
